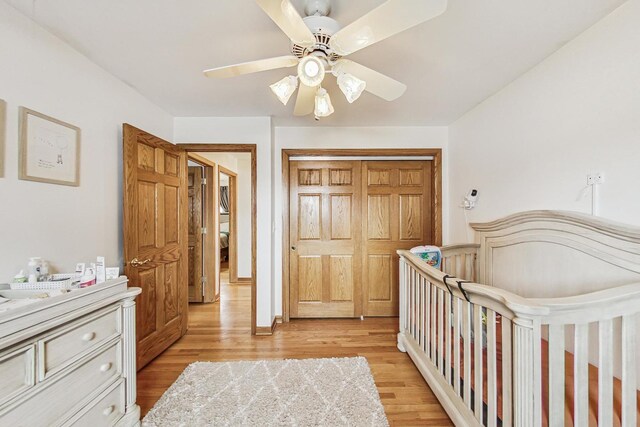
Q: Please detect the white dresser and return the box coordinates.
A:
[0,278,141,427]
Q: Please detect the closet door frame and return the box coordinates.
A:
[282,149,443,322]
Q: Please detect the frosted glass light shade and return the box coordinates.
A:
[314,88,334,118]
[270,75,298,105]
[298,56,325,87]
[337,72,366,103]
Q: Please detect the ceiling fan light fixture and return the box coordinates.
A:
[298,56,325,87]
[337,72,366,103]
[314,87,334,118]
[270,75,298,105]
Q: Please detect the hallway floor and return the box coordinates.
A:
[137,281,452,426]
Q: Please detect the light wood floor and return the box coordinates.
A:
[137,274,452,426]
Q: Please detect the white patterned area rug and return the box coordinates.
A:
[142,356,389,427]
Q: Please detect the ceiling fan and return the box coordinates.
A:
[203,0,448,119]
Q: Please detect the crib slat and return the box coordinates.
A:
[473,304,483,423]
[409,270,414,339]
[487,310,497,427]
[463,300,472,408]
[598,319,613,427]
[416,275,421,345]
[420,277,425,351]
[574,323,589,426]
[621,314,637,427]
[438,289,445,375]
[423,278,428,353]
[416,272,420,340]
[403,262,409,332]
[465,254,472,282]
[455,255,463,278]
[416,273,420,341]
[400,261,405,333]
[453,298,461,396]
[431,285,437,362]
[426,280,431,357]
[548,324,565,427]
[501,317,513,427]
[407,269,412,336]
[445,292,452,385]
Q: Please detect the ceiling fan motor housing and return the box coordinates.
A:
[291,15,341,61]
[304,0,331,17]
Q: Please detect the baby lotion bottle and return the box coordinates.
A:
[27,258,39,284]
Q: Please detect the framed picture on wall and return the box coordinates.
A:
[19,107,81,186]
[0,99,6,178]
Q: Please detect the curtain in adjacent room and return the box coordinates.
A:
[220,186,229,212]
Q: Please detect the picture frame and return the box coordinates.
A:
[0,99,6,178]
[19,107,81,186]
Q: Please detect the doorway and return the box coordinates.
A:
[282,149,443,321]
[180,145,257,334]
[217,165,238,290]
[186,155,220,303]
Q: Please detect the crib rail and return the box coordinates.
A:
[398,250,640,427]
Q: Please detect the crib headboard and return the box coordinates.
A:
[470,210,640,297]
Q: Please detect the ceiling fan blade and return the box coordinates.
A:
[333,60,406,101]
[256,0,316,48]
[294,84,317,116]
[203,55,299,78]
[329,0,448,56]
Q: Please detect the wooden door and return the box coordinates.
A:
[289,161,362,318]
[187,166,203,303]
[123,124,188,369]
[362,161,433,316]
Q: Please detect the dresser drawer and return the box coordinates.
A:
[0,340,121,426]
[38,305,121,379]
[0,344,35,406]
[64,379,125,427]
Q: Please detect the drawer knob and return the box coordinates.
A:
[103,405,114,416]
[99,362,112,372]
[81,332,96,342]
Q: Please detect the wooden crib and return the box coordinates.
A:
[397,211,640,427]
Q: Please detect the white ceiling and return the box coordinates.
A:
[5,0,626,126]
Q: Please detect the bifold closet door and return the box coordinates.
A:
[289,161,362,318]
[362,161,433,316]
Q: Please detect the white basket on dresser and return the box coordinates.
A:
[0,277,141,427]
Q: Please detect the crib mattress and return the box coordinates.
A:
[456,316,640,426]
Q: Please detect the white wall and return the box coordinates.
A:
[273,126,449,317]
[198,153,237,172]
[0,2,173,281]
[196,152,253,278]
[235,155,252,278]
[448,0,640,243]
[174,117,273,327]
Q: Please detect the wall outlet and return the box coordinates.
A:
[587,173,605,185]
[594,173,604,184]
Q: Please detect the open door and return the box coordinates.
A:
[187,166,204,302]
[123,124,188,370]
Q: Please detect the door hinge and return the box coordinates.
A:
[202,178,207,185]
[201,277,206,296]
[201,227,207,235]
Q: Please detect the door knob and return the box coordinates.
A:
[291,246,296,251]
[130,257,151,267]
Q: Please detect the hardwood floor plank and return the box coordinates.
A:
[137,275,452,426]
